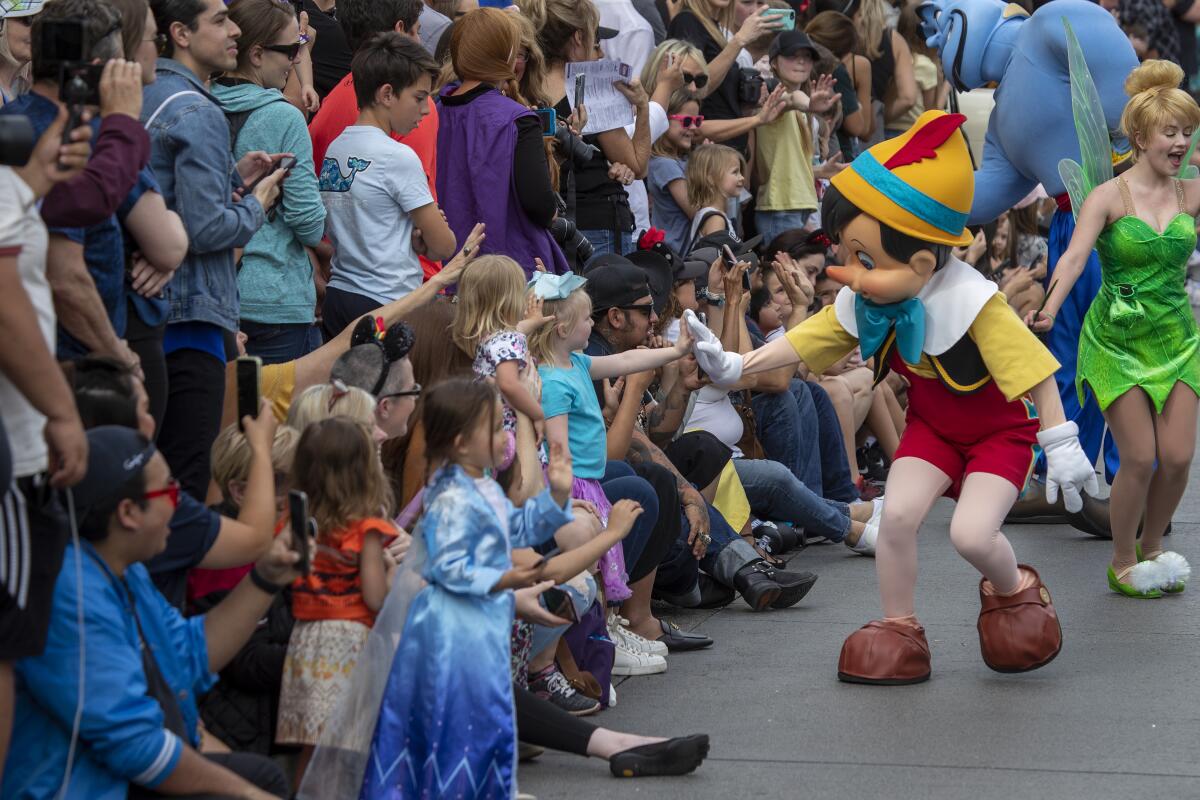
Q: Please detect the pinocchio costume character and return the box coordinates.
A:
[686,111,1098,684]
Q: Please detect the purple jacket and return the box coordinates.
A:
[436,85,567,276]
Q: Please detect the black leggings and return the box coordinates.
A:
[514,686,595,756]
[128,751,290,799]
[629,462,681,583]
[124,300,168,436]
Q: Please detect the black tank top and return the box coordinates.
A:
[869,29,895,104]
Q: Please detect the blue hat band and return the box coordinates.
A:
[852,151,969,237]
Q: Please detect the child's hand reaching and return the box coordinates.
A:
[606,499,644,540]
[517,293,556,336]
[671,313,694,358]
[547,441,574,508]
[492,560,546,592]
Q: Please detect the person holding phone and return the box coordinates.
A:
[215,0,327,365]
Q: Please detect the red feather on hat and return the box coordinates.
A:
[882,113,967,170]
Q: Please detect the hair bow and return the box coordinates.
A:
[529,270,587,300]
[638,228,666,249]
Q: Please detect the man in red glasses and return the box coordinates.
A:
[2,425,307,799]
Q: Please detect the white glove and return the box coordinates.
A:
[1037,421,1099,513]
[682,309,744,386]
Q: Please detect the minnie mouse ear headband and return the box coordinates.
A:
[528,270,587,300]
[330,316,416,398]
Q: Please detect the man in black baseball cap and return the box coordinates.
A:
[584,261,658,354]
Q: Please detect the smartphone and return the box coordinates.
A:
[275,155,297,174]
[723,244,751,291]
[574,73,586,113]
[37,19,88,66]
[235,355,262,431]
[535,106,557,136]
[762,8,796,30]
[59,63,102,105]
[288,490,312,575]
[540,587,578,622]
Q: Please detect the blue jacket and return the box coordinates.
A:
[142,59,265,332]
[2,541,215,800]
[212,82,326,325]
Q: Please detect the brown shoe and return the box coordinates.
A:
[977,565,1062,673]
[837,619,932,685]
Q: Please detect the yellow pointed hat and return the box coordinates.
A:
[830,110,974,247]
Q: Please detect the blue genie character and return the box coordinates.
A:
[917,0,1137,502]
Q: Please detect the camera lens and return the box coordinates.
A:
[0,116,35,168]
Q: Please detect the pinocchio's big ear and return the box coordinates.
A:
[908,249,938,280]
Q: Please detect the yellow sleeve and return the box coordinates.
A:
[783,304,860,375]
[968,294,1061,401]
[262,362,296,423]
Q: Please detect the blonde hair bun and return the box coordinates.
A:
[1125,60,1185,98]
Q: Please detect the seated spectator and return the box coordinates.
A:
[3,425,300,799]
[685,143,746,247]
[191,425,301,757]
[648,90,702,254]
[216,0,328,364]
[329,318,421,441]
[438,8,567,276]
[319,32,455,339]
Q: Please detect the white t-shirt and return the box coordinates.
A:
[597,0,655,78]
[621,101,669,234]
[320,126,433,304]
[685,385,744,458]
[0,167,53,478]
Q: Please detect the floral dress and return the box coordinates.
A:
[473,330,529,435]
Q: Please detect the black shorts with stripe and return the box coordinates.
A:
[0,473,69,660]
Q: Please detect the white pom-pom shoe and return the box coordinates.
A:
[1108,561,1164,598]
[1136,544,1190,594]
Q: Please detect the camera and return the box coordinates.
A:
[34,19,103,141]
[737,68,765,106]
[0,116,35,167]
[553,120,599,167]
[550,214,594,271]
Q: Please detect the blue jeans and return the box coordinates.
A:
[579,229,633,258]
[241,319,320,365]
[733,457,851,541]
[756,210,811,246]
[600,460,659,578]
[753,380,857,503]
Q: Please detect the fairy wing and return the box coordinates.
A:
[1178,129,1200,180]
[1058,17,1113,219]
[1058,158,1089,221]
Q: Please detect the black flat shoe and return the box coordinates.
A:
[657,619,713,651]
[609,734,710,778]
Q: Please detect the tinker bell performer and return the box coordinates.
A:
[685,110,1099,685]
[1028,59,1198,599]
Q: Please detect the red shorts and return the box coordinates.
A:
[895,414,1037,499]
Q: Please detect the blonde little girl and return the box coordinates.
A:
[685,143,747,249]
[528,273,693,601]
[649,90,704,254]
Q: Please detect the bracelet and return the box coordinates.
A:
[701,288,725,306]
[249,566,287,595]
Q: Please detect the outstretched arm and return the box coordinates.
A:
[1027,184,1112,329]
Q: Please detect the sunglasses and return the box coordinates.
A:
[681,71,708,89]
[262,41,303,60]
[143,479,181,510]
[669,114,704,129]
[380,382,423,400]
[617,303,656,315]
[150,31,170,55]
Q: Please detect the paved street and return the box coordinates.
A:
[521,465,1200,800]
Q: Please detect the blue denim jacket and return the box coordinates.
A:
[142,59,264,332]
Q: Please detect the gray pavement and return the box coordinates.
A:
[520,463,1200,800]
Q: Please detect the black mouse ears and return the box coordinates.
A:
[349,316,415,362]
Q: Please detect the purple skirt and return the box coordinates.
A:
[571,477,631,602]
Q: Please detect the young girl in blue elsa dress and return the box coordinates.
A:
[359,378,576,799]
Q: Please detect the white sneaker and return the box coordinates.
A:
[847,497,883,557]
[608,613,668,656]
[611,641,667,676]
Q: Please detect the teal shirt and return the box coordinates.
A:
[538,352,607,480]
[212,83,326,325]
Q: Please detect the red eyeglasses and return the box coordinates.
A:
[668,114,705,129]
[143,479,181,510]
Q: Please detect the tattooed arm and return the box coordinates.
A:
[625,429,711,555]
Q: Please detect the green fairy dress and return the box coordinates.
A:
[1077,176,1200,413]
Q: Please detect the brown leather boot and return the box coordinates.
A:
[837,619,932,685]
[977,565,1062,673]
